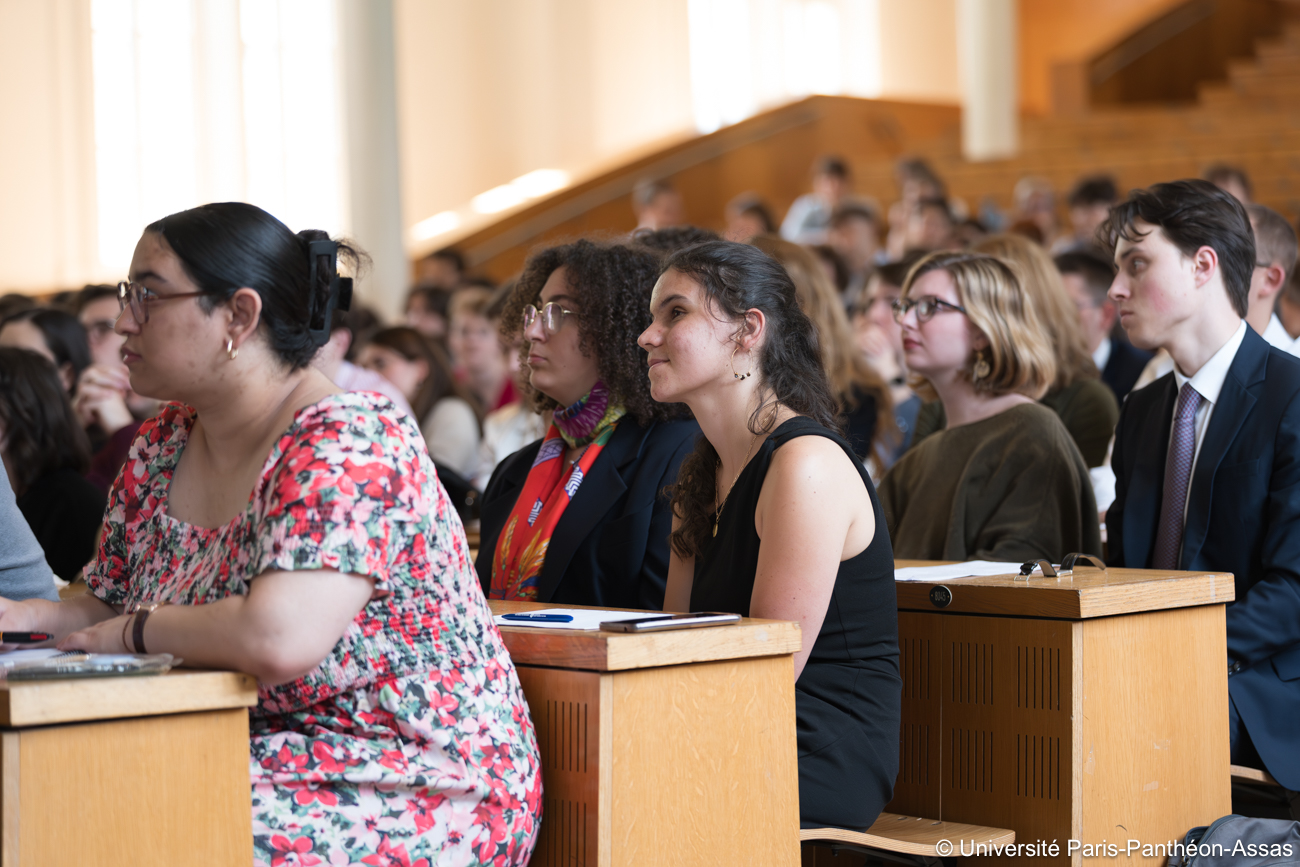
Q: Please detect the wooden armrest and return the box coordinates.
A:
[801,812,1015,857]
[1231,763,1281,787]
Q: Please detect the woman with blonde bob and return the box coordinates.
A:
[909,233,1119,467]
[878,251,1101,561]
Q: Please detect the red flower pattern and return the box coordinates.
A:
[84,395,541,866]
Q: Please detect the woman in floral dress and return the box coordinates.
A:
[0,203,541,866]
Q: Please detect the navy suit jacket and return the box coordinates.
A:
[1108,327,1300,789]
[1101,339,1153,404]
[475,416,699,610]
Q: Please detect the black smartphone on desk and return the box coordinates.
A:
[600,612,740,632]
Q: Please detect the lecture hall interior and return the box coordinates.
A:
[1,0,1299,865]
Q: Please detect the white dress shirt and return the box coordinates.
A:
[1261,313,1300,357]
[1092,337,1112,375]
[1170,320,1248,519]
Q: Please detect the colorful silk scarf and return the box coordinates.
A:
[489,384,626,600]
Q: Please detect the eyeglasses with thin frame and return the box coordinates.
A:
[117,281,206,325]
[891,295,968,324]
[522,302,580,336]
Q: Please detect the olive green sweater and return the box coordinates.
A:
[910,378,1119,468]
[879,402,1102,562]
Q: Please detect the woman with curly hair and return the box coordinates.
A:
[475,239,699,609]
[637,240,899,832]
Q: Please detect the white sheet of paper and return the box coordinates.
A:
[494,608,660,631]
[894,561,1025,582]
[0,649,65,665]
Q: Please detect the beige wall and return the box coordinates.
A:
[881,0,961,104]
[394,0,695,256]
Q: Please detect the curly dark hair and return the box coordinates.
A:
[0,348,91,494]
[501,239,688,426]
[662,241,840,560]
[630,225,720,255]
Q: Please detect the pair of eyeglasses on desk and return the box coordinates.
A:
[1018,553,1107,579]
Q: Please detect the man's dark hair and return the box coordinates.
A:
[632,178,677,209]
[1067,175,1118,208]
[631,225,720,255]
[830,202,878,228]
[1246,203,1298,285]
[1203,164,1252,200]
[918,197,954,224]
[74,284,120,315]
[875,251,928,290]
[1055,250,1117,306]
[428,247,465,273]
[813,154,850,180]
[1100,179,1254,317]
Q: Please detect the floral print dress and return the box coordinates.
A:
[85,393,542,867]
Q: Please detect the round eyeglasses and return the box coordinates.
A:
[890,295,968,324]
[522,302,579,336]
[117,281,206,325]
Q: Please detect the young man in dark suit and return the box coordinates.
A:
[1104,179,1300,792]
[1056,250,1152,403]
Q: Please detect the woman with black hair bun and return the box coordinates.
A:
[0,307,92,394]
[0,203,541,866]
[0,348,105,585]
[476,239,700,609]
[637,240,900,833]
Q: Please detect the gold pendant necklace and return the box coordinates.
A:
[714,429,760,537]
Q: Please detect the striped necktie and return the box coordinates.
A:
[1152,383,1203,570]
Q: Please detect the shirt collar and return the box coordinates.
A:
[1091,336,1112,373]
[1172,320,1247,406]
[1262,313,1296,351]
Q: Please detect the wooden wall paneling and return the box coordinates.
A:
[938,615,1077,867]
[10,708,252,867]
[1,732,17,867]
[1077,605,1231,861]
[609,656,800,867]
[514,666,605,867]
[888,611,942,820]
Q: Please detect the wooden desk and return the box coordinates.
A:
[492,600,803,867]
[889,563,1234,866]
[0,669,258,867]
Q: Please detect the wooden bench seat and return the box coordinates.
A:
[802,812,1015,864]
[1232,763,1282,788]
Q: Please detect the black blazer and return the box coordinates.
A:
[1101,339,1153,404]
[475,416,699,610]
[1108,327,1300,789]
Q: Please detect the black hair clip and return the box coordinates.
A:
[307,239,353,348]
[1017,553,1106,580]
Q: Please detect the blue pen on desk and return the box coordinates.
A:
[500,613,574,623]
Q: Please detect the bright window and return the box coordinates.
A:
[90,0,347,271]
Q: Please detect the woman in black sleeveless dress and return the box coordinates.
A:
[637,240,901,832]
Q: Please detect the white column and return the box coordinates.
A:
[957,0,1018,162]
[338,0,407,321]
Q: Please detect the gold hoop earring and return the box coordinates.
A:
[226,337,239,361]
[972,349,990,381]
[730,344,752,380]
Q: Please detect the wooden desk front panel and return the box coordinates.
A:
[889,614,1076,865]
[1,707,253,867]
[516,656,800,867]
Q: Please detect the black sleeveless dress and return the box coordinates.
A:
[691,416,901,832]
